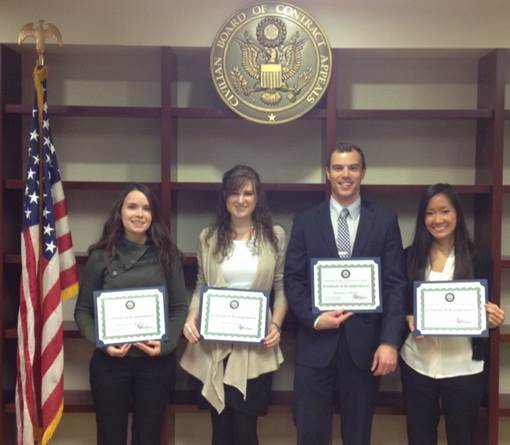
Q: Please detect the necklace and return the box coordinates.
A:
[233,225,254,240]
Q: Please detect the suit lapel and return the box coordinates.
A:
[352,199,375,256]
[317,201,338,257]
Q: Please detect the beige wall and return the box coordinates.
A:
[1,0,510,48]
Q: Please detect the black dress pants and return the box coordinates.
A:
[210,406,258,445]
[293,331,380,445]
[90,349,175,445]
[205,370,272,445]
[400,358,485,445]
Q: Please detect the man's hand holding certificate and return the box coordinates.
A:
[413,280,488,337]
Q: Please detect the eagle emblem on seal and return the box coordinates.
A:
[231,17,312,105]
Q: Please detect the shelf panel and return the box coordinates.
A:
[2,390,405,415]
[502,257,510,269]
[500,395,510,416]
[361,184,490,194]
[4,105,325,120]
[171,183,490,194]
[337,109,493,120]
[4,321,81,340]
[5,105,489,121]
[3,391,94,414]
[500,325,510,343]
[1,180,492,197]
[4,104,161,118]
[1,389,490,416]
[5,253,197,267]
[171,182,326,192]
[4,180,160,191]
[173,107,326,120]
[5,253,88,265]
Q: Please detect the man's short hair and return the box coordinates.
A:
[327,142,366,170]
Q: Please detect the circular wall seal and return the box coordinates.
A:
[230,300,240,309]
[211,2,332,124]
[341,269,351,279]
[125,300,135,310]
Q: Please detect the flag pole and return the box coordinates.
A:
[18,20,63,445]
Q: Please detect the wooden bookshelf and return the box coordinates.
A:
[0,44,507,445]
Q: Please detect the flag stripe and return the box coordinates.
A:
[56,232,73,255]
[52,199,67,220]
[60,266,79,289]
[41,374,63,424]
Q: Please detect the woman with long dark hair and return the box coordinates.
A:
[180,165,287,445]
[400,183,505,445]
[74,183,188,444]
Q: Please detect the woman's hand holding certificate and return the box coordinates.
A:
[413,280,488,337]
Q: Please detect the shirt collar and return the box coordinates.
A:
[329,196,361,220]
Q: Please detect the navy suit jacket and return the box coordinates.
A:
[284,199,407,370]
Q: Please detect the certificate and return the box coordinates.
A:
[311,258,381,313]
[199,287,268,343]
[93,286,168,347]
[413,280,488,337]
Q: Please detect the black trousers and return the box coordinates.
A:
[90,349,175,445]
[400,358,485,445]
[201,370,272,445]
[210,406,258,445]
[293,331,380,445]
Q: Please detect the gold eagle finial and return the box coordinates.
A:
[18,20,63,67]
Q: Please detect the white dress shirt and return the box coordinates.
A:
[400,249,483,378]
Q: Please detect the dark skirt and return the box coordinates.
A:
[197,368,273,416]
[224,371,273,416]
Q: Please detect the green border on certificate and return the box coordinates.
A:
[413,280,488,337]
[199,287,268,343]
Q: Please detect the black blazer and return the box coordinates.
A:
[284,199,408,370]
[404,247,493,361]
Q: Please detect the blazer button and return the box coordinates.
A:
[112,270,118,276]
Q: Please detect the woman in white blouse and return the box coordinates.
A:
[400,183,505,445]
[180,165,287,445]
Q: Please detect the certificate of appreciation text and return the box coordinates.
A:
[93,286,168,347]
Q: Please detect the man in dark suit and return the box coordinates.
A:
[284,142,407,445]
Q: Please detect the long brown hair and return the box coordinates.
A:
[206,165,279,261]
[89,183,179,268]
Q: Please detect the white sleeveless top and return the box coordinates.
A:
[221,240,258,289]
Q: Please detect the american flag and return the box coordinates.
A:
[16,66,78,445]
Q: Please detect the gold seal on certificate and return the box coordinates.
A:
[93,286,168,347]
[413,280,488,337]
[311,258,381,312]
[199,287,268,343]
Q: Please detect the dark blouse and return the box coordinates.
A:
[74,238,189,357]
